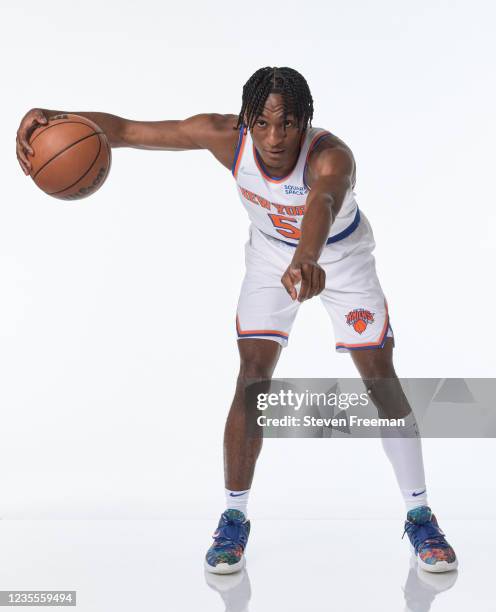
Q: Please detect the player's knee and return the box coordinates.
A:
[356,349,396,381]
[364,376,409,419]
[362,363,396,381]
[237,339,280,383]
[363,368,398,402]
[238,359,274,384]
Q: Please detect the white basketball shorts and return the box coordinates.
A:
[236,211,394,352]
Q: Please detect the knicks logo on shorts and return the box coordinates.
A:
[346,308,375,334]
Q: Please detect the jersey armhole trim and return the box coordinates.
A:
[326,207,361,244]
[303,130,333,191]
[232,125,247,178]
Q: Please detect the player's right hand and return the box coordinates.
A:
[281,259,326,302]
[16,108,48,175]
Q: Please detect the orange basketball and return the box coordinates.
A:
[28,113,111,200]
[354,319,367,334]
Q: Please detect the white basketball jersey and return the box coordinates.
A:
[232,126,360,245]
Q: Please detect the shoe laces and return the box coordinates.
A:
[402,519,450,553]
[212,517,247,549]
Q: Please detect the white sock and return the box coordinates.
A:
[380,411,429,512]
[225,488,250,519]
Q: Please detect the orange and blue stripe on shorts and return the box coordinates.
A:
[236,315,289,341]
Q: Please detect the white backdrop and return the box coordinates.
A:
[1,0,495,519]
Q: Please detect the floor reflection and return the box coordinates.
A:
[205,568,251,612]
[204,551,458,611]
[403,553,458,611]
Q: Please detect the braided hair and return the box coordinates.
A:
[235,67,314,132]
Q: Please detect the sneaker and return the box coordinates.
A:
[403,506,458,573]
[205,509,251,574]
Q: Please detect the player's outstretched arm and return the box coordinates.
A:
[16,108,237,175]
[280,146,355,302]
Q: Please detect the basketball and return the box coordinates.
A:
[28,113,111,200]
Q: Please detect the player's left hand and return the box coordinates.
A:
[281,259,326,302]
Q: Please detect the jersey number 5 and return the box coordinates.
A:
[268,213,301,240]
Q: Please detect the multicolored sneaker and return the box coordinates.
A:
[205,509,251,574]
[403,506,458,573]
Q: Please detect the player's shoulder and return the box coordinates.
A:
[307,128,355,175]
[188,113,241,170]
[209,113,239,129]
[305,128,356,188]
[310,128,354,160]
[201,113,239,137]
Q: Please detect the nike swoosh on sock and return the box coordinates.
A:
[412,489,426,497]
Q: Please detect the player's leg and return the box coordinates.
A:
[205,225,299,575]
[205,338,282,576]
[350,341,458,573]
[350,338,428,509]
[224,338,282,499]
[320,211,457,572]
[205,339,281,576]
[319,212,427,508]
[227,226,299,505]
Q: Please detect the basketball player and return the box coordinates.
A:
[16,67,457,576]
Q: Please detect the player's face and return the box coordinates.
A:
[249,93,305,173]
